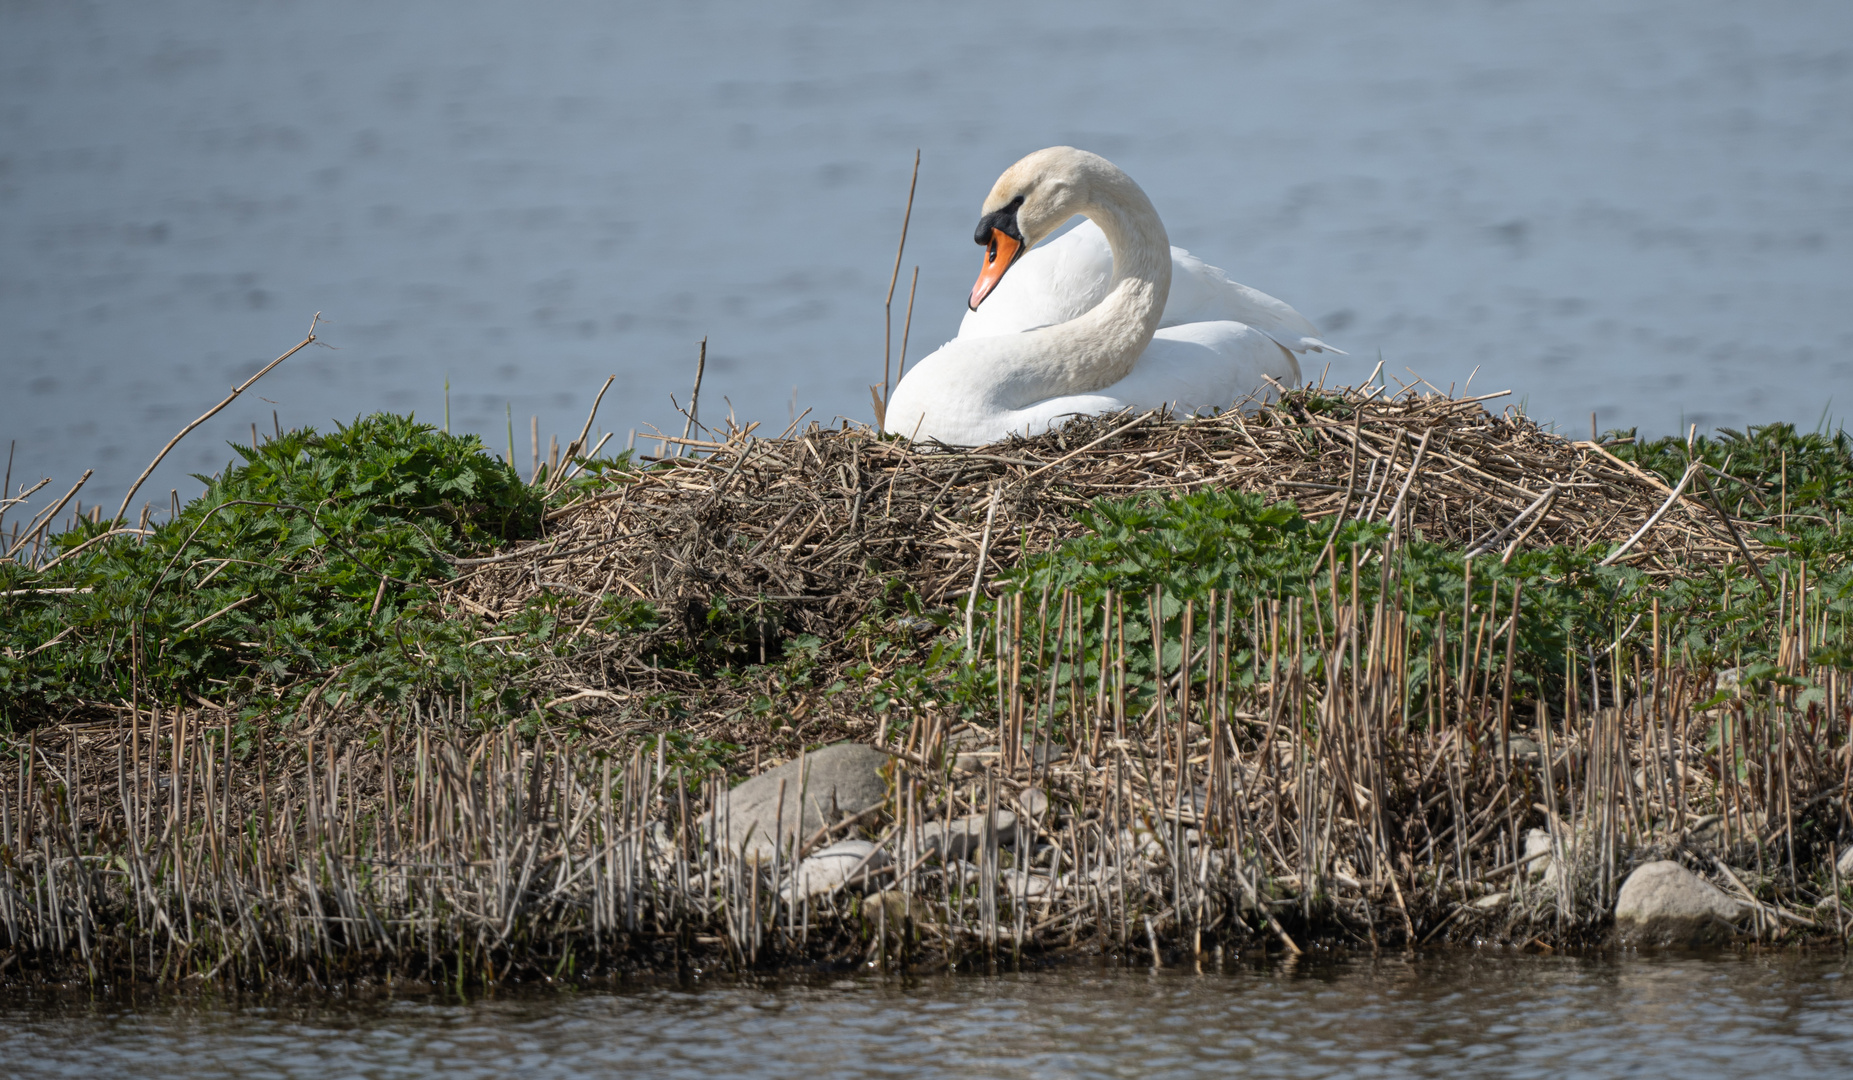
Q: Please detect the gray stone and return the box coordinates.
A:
[864,888,944,928]
[1685,812,1767,857]
[917,809,1018,861]
[1839,845,1853,880]
[1000,868,1053,898]
[1524,827,1576,890]
[951,752,990,777]
[780,840,891,901]
[1017,786,1050,821]
[1523,828,1555,880]
[1613,860,1746,946]
[1029,742,1068,767]
[710,742,890,862]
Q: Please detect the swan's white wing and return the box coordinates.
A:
[1165,249,1345,356]
[1106,321,1302,413]
[959,219,1343,355]
[992,321,1302,441]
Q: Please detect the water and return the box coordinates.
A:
[3,953,1850,1078]
[3,1,1850,516]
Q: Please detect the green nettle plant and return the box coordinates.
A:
[936,482,1853,727]
[0,414,567,723]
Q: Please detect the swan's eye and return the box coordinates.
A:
[987,239,998,264]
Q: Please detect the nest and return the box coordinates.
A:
[442,382,1758,726]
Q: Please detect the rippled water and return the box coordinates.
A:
[5,953,1852,1078]
[3,1,1850,514]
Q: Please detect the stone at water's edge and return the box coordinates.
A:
[781,840,892,900]
[710,742,890,862]
[1524,828,1564,890]
[917,809,1019,861]
[1613,860,1746,946]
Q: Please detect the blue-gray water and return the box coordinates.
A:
[2,0,1850,515]
[4,954,1851,1078]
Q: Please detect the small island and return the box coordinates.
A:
[2,364,1848,987]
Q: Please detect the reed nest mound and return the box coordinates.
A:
[447,382,1755,736]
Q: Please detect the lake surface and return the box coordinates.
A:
[2,1,1850,517]
[3,953,1850,1078]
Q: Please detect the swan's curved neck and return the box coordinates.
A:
[1005,175,1171,402]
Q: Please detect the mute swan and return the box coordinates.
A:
[884,147,1341,446]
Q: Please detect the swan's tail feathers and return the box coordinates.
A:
[1265,332,1348,356]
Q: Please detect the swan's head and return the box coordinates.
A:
[969,146,1108,310]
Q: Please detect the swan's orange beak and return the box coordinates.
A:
[969,228,1023,310]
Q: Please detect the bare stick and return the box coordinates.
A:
[1500,486,1558,564]
[678,338,708,457]
[5,470,91,561]
[1,477,51,514]
[113,314,319,527]
[31,526,150,574]
[882,150,921,411]
[1697,466,1774,597]
[1599,461,1700,566]
[179,594,257,635]
[964,487,1003,651]
[1021,410,1158,481]
[1465,483,1558,559]
[896,266,920,386]
[1382,428,1432,536]
[561,376,616,467]
[0,440,12,533]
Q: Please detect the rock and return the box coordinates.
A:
[1633,759,1697,792]
[864,888,943,928]
[709,742,890,862]
[1686,812,1767,856]
[1121,826,1165,861]
[1494,734,1542,762]
[999,868,1053,898]
[1613,860,1746,946]
[1839,846,1853,880]
[1029,742,1068,767]
[1523,829,1554,878]
[917,809,1018,861]
[1472,891,1510,912]
[780,840,890,901]
[951,752,993,777]
[1523,827,1573,890]
[1017,786,1049,821]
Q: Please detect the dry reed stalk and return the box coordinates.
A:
[111,314,319,529]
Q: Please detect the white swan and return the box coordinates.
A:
[884,147,1341,446]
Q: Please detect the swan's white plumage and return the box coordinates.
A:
[884,147,1341,447]
[957,218,1342,357]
